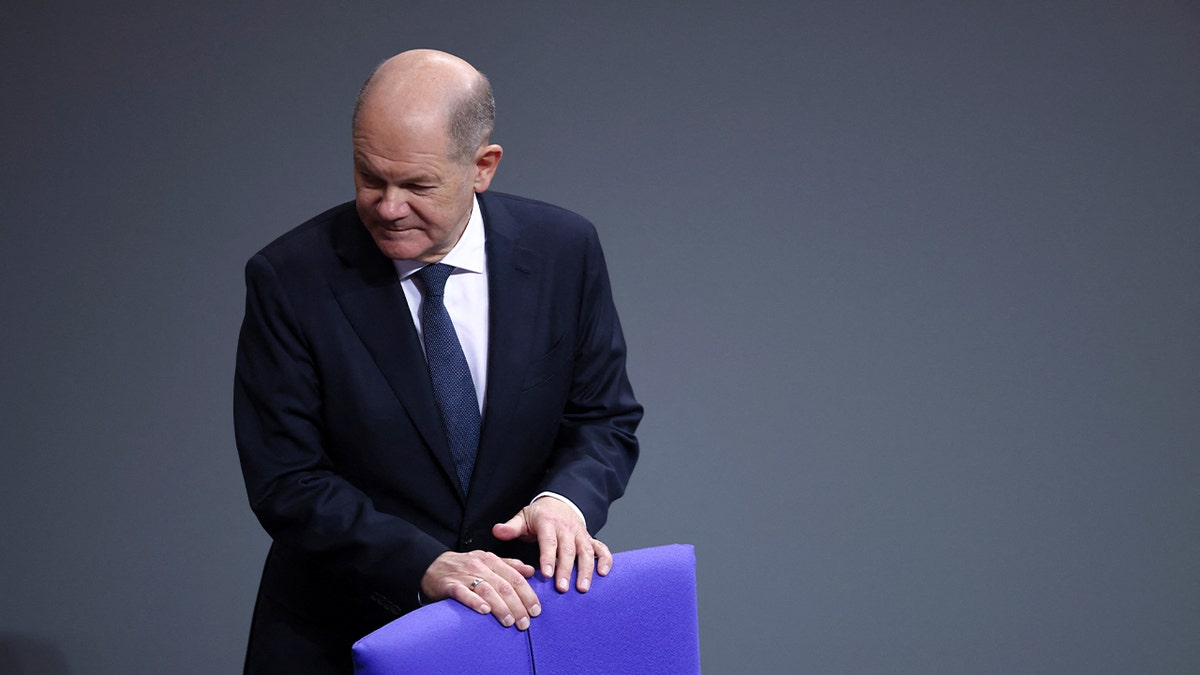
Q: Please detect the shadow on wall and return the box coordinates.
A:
[0,635,70,675]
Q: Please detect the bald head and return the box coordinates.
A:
[353,50,495,164]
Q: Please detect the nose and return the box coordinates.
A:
[377,187,411,220]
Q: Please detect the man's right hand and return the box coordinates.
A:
[419,551,540,629]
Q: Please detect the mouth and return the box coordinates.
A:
[380,222,416,233]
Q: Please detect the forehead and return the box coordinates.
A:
[354,103,453,163]
[352,144,456,187]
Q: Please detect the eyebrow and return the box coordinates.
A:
[352,154,376,172]
[353,160,440,187]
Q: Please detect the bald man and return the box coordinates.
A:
[233,50,641,673]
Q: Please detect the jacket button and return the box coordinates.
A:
[463,534,474,547]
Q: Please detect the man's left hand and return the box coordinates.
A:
[492,497,612,593]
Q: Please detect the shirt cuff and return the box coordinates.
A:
[532,491,587,532]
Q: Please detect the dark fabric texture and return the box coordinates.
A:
[234,191,642,673]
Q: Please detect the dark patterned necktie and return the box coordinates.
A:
[414,263,480,493]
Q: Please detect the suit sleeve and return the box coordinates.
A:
[538,226,642,534]
[233,252,445,614]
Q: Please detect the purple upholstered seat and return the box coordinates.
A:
[352,544,699,674]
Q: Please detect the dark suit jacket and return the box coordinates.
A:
[233,191,641,673]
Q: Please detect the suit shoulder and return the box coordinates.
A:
[250,201,357,265]
[482,192,596,234]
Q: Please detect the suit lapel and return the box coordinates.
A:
[473,194,539,498]
[328,210,463,498]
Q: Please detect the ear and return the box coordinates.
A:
[471,144,503,193]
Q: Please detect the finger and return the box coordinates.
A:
[537,522,558,580]
[593,538,613,576]
[475,554,541,629]
[503,557,537,579]
[497,561,542,619]
[575,534,596,592]
[489,569,538,629]
[447,579,492,616]
[555,534,576,593]
[492,512,527,542]
[472,578,525,629]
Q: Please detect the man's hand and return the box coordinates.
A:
[493,497,613,594]
[420,551,538,629]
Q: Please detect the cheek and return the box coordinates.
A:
[355,188,380,210]
[413,195,450,221]
[354,199,372,224]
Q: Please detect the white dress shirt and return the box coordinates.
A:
[392,195,585,528]
[393,197,489,413]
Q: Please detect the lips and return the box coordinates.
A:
[380,222,416,233]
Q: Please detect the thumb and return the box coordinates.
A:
[492,511,528,541]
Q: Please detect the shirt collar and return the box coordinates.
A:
[393,194,486,280]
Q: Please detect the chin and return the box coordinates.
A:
[364,228,422,261]
[379,244,426,261]
[369,237,417,261]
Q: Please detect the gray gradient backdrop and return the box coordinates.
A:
[2,2,1198,673]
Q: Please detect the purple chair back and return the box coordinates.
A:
[353,544,699,674]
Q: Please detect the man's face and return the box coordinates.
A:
[353,113,485,263]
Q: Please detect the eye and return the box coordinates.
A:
[357,171,384,189]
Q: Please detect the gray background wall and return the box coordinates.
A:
[2,1,1198,673]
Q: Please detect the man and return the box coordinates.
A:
[233,50,641,673]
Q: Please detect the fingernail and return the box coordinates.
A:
[579,578,590,591]
[479,604,491,614]
[503,614,514,627]
[530,604,541,617]
[599,564,610,575]
[517,617,530,630]
[557,578,568,592]
[543,565,553,577]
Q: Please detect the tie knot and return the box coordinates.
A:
[415,263,455,298]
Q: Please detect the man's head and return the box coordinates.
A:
[352,50,502,262]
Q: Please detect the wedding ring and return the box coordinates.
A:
[469,578,484,590]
